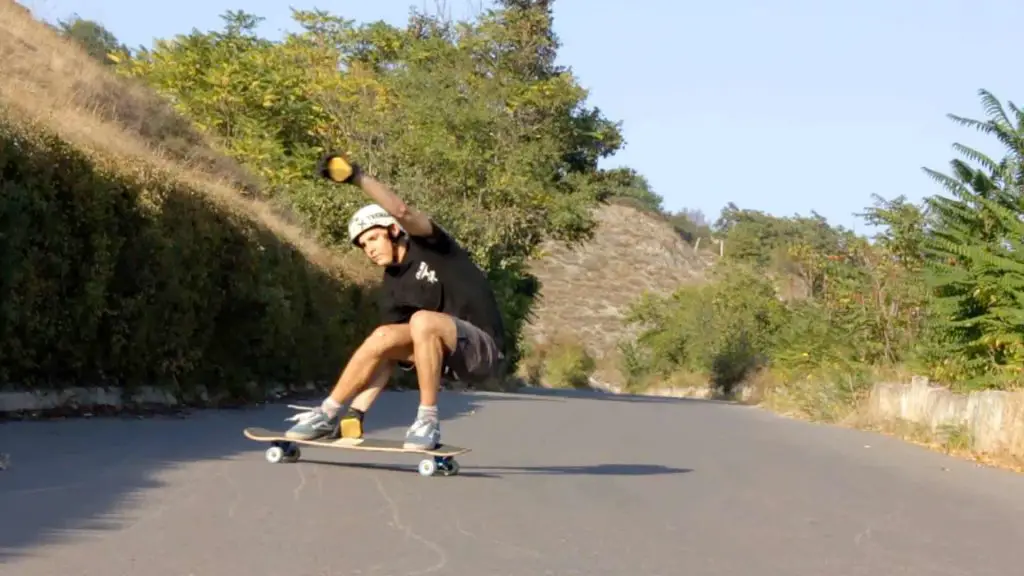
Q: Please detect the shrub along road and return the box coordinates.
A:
[1,387,1022,575]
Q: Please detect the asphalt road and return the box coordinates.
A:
[2,387,1023,576]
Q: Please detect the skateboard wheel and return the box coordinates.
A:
[418,458,437,477]
[437,457,459,476]
[284,446,301,463]
[265,446,285,464]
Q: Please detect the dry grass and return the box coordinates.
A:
[523,202,715,387]
[0,0,378,286]
[849,414,1024,473]
[750,373,1024,474]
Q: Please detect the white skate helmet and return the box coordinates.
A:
[347,203,404,246]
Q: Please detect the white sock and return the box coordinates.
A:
[320,397,342,417]
[417,404,438,423]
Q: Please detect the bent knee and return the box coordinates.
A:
[408,310,443,340]
[407,311,436,338]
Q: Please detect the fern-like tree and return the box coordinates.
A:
[921,89,1024,388]
[53,14,128,66]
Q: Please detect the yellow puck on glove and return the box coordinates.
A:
[326,156,353,183]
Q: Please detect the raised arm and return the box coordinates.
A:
[317,152,433,237]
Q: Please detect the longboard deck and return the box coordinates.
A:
[242,427,470,457]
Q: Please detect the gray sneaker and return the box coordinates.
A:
[403,417,441,450]
[284,407,337,440]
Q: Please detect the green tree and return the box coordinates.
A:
[858,193,929,272]
[54,14,127,65]
[918,89,1024,387]
[713,202,857,282]
[668,208,712,245]
[114,3,631,371]
[593,167,664,212]
[852,194,932,364]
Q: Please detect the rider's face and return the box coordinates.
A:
[357,226,397,266]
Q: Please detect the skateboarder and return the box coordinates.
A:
[283,153,506,450]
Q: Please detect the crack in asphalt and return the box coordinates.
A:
[454,517,543,561]
[218,460,242,520]
[373,475,449,575]
[292,464,308,502]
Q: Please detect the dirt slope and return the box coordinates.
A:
[0,0,376,284]
[524,201,714,383]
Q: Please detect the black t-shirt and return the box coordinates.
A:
[378,221,506,355]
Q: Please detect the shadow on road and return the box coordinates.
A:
[484,463,693,476]
[512,385,740,405]
[303,460,692,479]
[0,388,522,561]
[303,459,503,478]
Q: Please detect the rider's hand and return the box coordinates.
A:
[317,152,362,184]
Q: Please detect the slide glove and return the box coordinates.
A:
[317,152,362,184]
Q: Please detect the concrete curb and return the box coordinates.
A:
[585,375,756,402]
[0,382,325,416]
[0,379,487,418]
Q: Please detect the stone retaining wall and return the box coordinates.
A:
[866,376,1024,458]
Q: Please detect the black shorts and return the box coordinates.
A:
[444,317,503,382]
[398,318,502,383]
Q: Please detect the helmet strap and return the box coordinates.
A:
[389,225,408,265]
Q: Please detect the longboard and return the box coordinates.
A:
[243,426,470,477]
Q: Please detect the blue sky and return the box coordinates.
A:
[19,0,1024,233]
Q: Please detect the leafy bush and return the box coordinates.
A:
[0,111,375,396]
[519,336,596,389]
[621,263,786,393]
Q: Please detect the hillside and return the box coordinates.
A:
[0,0,381,401]
[2,1,762,404]
[0,0,375,280]
[8,1,383,276]
[523,201,715,386]
[2,1,675,402]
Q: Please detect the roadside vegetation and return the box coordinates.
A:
[616,90,1024,423]
[2,1,648,398]
[7,2,1023,429]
